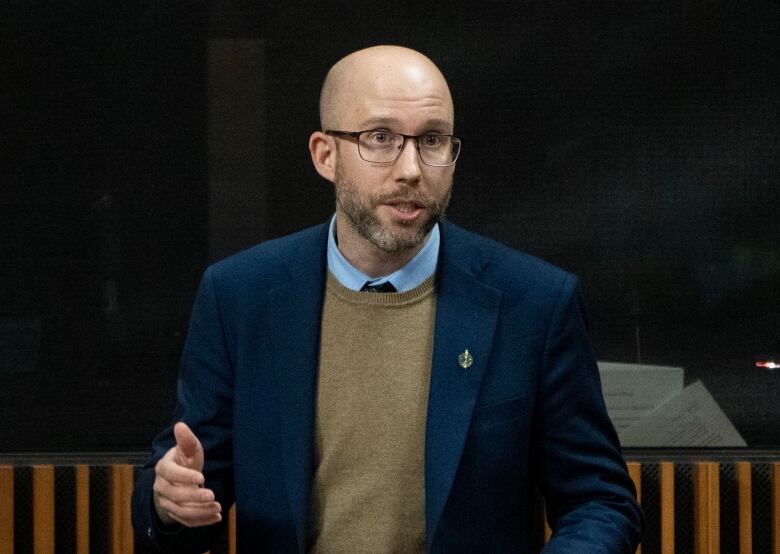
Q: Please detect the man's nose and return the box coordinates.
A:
[392,137,423,183]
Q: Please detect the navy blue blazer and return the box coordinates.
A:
[132,220,642,553]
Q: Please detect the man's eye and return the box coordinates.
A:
[368,132,390,144]
[422,134,442,146]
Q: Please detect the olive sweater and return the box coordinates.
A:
[308,272,437,553]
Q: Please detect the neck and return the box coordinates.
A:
[335,213,425,278]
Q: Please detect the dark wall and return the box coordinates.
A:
[2,1,778,451]
[2,2,209,451]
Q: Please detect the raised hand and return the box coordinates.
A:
[152,422,222,527]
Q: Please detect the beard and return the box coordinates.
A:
[334,163,452,253]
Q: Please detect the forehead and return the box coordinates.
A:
[340,62,454,132]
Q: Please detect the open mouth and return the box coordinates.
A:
[385,201,425,221]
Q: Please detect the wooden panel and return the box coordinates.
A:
[110,464,135,554]
[660,461,675,554]
[0,466,13,554]
[33,465,55,554]
[544,513,552,543]
[4,457,780,554]
[694,462,720,554]
[736,462,752,554]
[76,465,90,554]
[627,462,642,554]
[229,503,237,554]
[627,462,642,503]
[206,504,237,554]
[773,462,780,554]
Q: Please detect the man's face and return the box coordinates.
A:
[331,62,456,254]
[334,152,452,252]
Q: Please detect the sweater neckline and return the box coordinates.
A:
[325,272,436,306]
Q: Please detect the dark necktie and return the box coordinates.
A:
[361,281,397,293]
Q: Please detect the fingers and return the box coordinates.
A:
[153,456,221,527]
[153,473,214,504]
[166,504,222,528]
[153,423,215,528]
[155,484,222,528]
[173,422,204,469]
[156,449,205,486]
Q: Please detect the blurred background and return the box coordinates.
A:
[1,0,778,451]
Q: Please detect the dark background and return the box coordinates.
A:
[2,1,778,451]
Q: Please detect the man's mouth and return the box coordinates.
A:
[391,201,422,213]
[384,200,425,221]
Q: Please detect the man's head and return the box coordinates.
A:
[309,46,457,267]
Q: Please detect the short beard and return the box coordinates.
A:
[334,164,451,253]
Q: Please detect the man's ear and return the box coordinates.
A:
[309,131,336,182]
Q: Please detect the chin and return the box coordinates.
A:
[369,219,435,253]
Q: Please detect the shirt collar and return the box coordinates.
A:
[326,214,439,292]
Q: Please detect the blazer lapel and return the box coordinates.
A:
[425,222,502,545]
[264,224,329,552]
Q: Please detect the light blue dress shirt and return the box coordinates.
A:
[326,215,440,292]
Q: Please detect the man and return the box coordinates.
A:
[132,45,642,552]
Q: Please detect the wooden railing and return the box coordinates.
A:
[1,452,779,553]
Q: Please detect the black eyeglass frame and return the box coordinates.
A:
[324,129,461,167]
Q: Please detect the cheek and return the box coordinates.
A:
[426,172,454,197]
[360,179,398,204]
[340,159,384,188]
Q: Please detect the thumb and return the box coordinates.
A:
[173,421,204,470]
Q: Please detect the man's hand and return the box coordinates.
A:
[153,422,222,527]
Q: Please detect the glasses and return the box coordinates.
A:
[325,130,461,167]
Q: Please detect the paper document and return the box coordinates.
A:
[598,362,684,438]
[620,380,747,447]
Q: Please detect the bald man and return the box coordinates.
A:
[132,46,642,553]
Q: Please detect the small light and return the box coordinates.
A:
[755,360,780,370]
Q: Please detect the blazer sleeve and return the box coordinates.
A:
[132,265,236,553]
[532,274,643,553]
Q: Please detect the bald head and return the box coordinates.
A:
[319,45,454,131]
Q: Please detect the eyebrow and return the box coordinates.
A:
[359,116,453,133]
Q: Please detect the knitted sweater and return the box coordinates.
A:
[308,272,437,553]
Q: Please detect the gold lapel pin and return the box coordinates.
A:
[458,349,474,369]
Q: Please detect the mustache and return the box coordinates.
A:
[372,190,435,207]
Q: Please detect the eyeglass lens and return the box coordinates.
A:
[357,131,460,166]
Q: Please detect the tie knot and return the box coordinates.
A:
[361,281,397,293]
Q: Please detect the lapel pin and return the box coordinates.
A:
[458,349,474,369]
